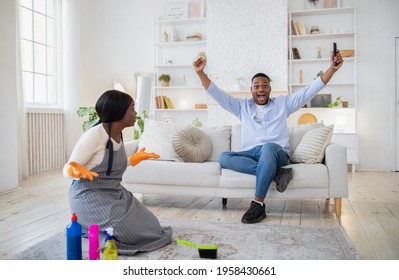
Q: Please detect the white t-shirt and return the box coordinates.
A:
[255,104,267,122]
[63,124,126,179]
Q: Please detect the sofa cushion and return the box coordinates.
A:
[172,127,212,163]
[288,123,320,152]
[230,124,241,152]
[122,160,221,187]
[220,163,329,191]
[200,126,231,161]
[290,125,334,164]
[138,119,188,161]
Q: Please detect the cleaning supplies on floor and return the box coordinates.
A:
[66,213,82,260]
[103,227,118,260]
[88,224,100,260]
[176,238,218,259]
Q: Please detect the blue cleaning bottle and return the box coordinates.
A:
[66,213,82,260]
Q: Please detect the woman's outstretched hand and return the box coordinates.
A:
[68,161,99,181]
[129,147,160,166]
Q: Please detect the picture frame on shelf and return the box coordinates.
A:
[165,4,188,20]
[310,94,332,108]
[323,0,339,9]
[188,0,205,18]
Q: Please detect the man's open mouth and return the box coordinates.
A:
[257,94,266,102]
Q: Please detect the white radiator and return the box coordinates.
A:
[27,111,66,174]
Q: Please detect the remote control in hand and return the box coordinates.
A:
[333,42,338,66]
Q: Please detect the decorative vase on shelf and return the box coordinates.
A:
[161,80,169,87]
[162,31,169,42]
[158,74,171,87]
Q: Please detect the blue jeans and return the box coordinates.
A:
[219,143,289,198]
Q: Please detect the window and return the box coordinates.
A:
[19,0,61,107]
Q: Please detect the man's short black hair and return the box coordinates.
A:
[251,73,271,83]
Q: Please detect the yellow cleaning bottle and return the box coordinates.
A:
[103,228,118,260]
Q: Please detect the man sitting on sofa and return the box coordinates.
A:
[192,51,343,224]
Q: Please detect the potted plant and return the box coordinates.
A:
[158,74,171,87]
[326,96,343,108]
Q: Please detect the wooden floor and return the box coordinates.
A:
[0,169,398,260]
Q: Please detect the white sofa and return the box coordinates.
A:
[122,122,348,217]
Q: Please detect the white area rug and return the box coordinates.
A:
[10,218,358,260]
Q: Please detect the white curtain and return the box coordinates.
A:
[15,0,29,180]
[62,0,83,157]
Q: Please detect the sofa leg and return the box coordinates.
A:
[334,198,342,217]
[222,198,227,206]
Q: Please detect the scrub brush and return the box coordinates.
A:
[176,238,218,259]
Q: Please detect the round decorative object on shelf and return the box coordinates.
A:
[179,99,190,109]
[298,113,318,125]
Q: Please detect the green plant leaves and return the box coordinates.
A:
[77,107,99,131]
[325,96,342,108]
[77,107,148,137]
[134,110,148,140]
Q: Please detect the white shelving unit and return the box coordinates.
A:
[153,17,208,125]
[288,3,358,171]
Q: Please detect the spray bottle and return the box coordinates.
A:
[88,224,100,260]
[103,227,118,260]
[66,213,82,260]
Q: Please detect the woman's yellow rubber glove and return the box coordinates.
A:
[67,161,99,181]
[129,148,160,166]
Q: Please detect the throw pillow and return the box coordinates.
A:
[288,122,320,152]
[200,126,231,161]
[290,125,334,164]
[138,119,188,161]
[172,127,212,163]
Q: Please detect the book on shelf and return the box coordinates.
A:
[164,96,174,109]
[291,20,299,35]
[293,21,306,35]
[292,47,301,59]
[155,96,175,109]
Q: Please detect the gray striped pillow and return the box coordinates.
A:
[290,125,334,164]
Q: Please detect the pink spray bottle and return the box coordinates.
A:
[88,224,100,260]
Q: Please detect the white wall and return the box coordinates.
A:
[69,0,399,171]
[356,0,399,171]
[65,0,178,155]
[0,0,19,192]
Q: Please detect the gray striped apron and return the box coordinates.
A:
[69,143,172,255]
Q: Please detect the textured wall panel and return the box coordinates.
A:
[206,0,288,126]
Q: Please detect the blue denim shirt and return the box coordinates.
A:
[207,76,325,154]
